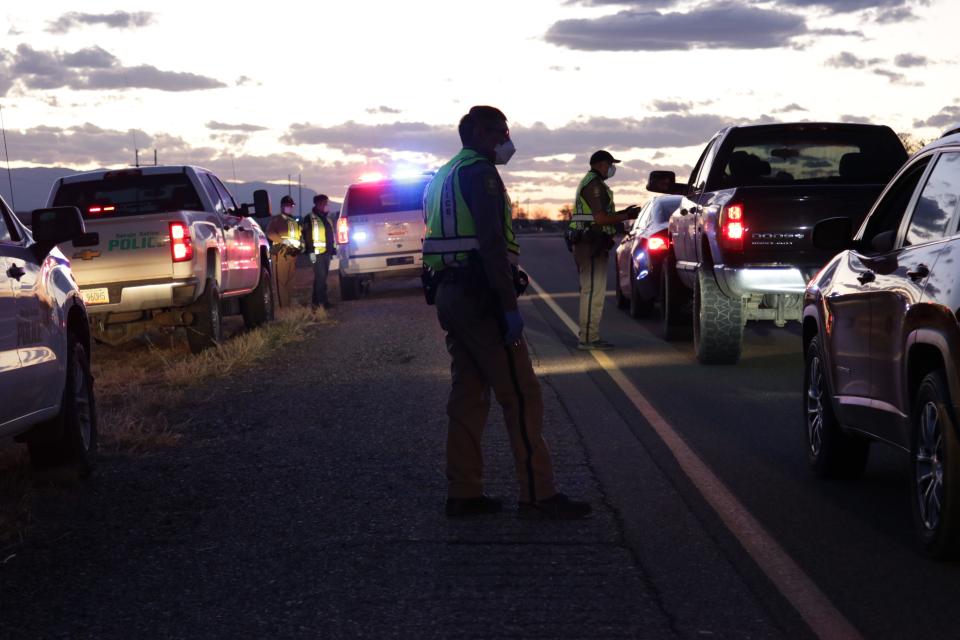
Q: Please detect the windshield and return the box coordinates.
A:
[53,173,204,219]
[713,127,907,188]
[344,179,429,216]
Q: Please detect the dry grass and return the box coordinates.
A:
[0,304,329,546]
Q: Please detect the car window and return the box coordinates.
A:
[53,172,204,219]
[653,197,680,224]
[210,175,238,212]
[0,201,13,243]
[344,179,429,216]
[201,174,226,214]
[688,139,716,192]
[861,155,931,243]
[904,152,960,246]
[633,203,652,231]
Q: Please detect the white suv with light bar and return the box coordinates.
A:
[46,166,274,353]
[335,174,431,300]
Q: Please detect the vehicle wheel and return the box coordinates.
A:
[804,337,869,480]
[186,278,222,354]
[28,330,98,473]
[660,254,691,341]
[629,263,654,319]
[693,268,743,365]
[910,371,960,559]
[340,272,362,301]
[240,266,275,329]
[615,264,628,309]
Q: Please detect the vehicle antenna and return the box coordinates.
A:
[0,102,15,211]
[132,129,140,167]
[154,149,158,166]
[231,157,238,183]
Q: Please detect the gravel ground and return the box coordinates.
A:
[0,273,677,639]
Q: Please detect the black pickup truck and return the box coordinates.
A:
[648,122,907,364]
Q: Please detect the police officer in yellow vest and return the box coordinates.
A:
[569,150,641,350]
[423,105,591,519]
[302,194,335,310]
[266,194,302,309]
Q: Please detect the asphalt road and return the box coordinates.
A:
[519,233,960,639]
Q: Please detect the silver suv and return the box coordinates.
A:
[335,174,431,299]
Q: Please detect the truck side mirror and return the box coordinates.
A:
[31,206,86,259]
[812,217,854,252]
[646,170,676,194]
[253,189,271,217]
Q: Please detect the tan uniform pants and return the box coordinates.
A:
[436,280,557,503]
[274,252,298,308]
[574,242,610,344]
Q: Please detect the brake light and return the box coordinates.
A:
[88,205,116,214]
[169,222,193,262]
[337,216,350,244]
[720,203,745,251]
[647,235,668,252]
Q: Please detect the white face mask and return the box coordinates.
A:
[282,206,294,215]
[606,164,617,179]
[494,139,516,165]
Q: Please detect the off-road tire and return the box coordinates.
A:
[804,337,869,480]
[28,330,98,474]
[629,263,654,318]
[240,266,275,329]
[911,371,960,559]
[693,268,743,364]
[660,254,691,341]
[187,278,222,354]
[340,272,362,301]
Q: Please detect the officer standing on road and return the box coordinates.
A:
[568,151,641,350]
[423,105,591,520]
[302,194,335,310]
[266,194,302,309]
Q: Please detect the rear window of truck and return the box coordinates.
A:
[713,127,907,188]
[344,179,429,216]
[53,173,204,219]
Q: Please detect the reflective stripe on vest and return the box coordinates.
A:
[282,216,302,248]
[306,214,327,255]
[422,148,517,271]
[569,171,616,236]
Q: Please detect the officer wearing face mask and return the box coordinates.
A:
[266,194,302,308]
[422,105,592,520]
[568,150,641,350]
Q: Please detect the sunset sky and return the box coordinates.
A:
[0,0,957,215]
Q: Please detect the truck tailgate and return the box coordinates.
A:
[61,215,175,289]
[723,184,882,266]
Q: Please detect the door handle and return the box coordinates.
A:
[6,263,25,281]
[857,270,876,285]
[907,264,930,281]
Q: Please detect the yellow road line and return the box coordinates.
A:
[525,273,862,640]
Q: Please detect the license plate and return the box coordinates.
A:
[387,256,415,266]
[80,288,110,305]
[387,224,406,237]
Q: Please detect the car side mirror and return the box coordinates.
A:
[646,170,676,194]
[870,230,896,253]
[812,217,854,252]
[31,206,86,259]
[239,203,255,217]
[253,189,271,217]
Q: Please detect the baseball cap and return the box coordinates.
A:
[280,195,295,206]
[589,150,621,165]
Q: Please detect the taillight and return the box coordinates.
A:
[337,216,350,244]
[169,222,193,262]
[88,205,115,214]
[720,203,745,251]
[647,234,668,252]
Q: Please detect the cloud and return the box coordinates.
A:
[365,106,402,114]
[876,6,920,22]
[873,68,920,85]
[566,0,678,6]
[651,100,692,112]
[206,121,268,132]
[839,114,871,124]
[913,105,960,129]
[773,103,808,113]
[825,51,883,68]
[777,0,918,12]
[47,11,155,34]
[894,53,928,67]
[1,44,225,95]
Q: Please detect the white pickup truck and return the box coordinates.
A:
[46,166,275,353]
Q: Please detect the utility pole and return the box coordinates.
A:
[298,174,302,217]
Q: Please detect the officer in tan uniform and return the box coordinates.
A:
[568,151,640,350]
[266,195,302,308]
[423,105,591,519]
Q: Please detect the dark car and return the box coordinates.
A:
[803,126,960,558]
[615,195,681,317]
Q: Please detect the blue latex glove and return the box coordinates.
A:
[503,309,524,346]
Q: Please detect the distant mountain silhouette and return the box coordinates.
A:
[0,167,340,218]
